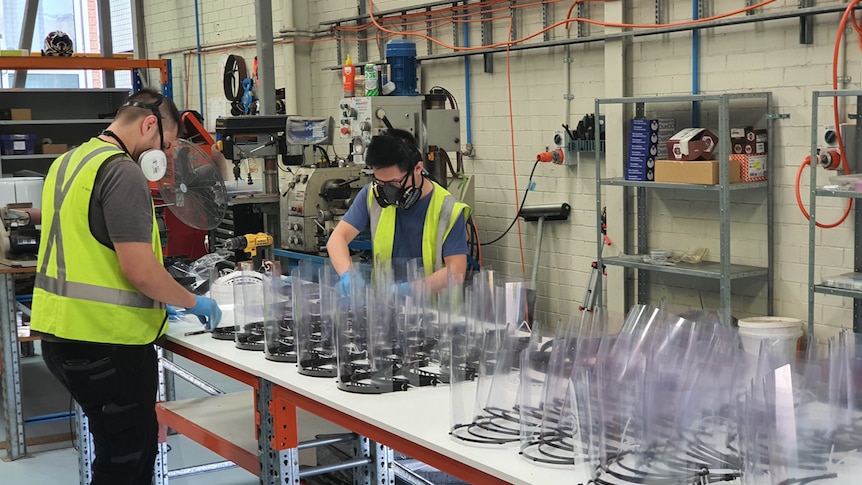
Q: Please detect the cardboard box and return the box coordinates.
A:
[730,154,767,182]
[655,159,742,185]
[666,128,718,161]
[40,143,68,154]
[731,127,767,155]
[10,108,31,120]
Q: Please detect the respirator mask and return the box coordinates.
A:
[101,95,168,182]
[372,170,424,210]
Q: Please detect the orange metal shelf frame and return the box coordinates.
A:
[0,56,171,87]
[160,340,511,485]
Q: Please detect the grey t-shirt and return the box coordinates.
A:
[89,155,154,247]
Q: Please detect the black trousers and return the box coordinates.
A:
[42,339,158,485]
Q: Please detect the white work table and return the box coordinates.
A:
[159,318,584,485]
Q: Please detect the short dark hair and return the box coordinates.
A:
[365,128,422,173]
[116,88,184,136]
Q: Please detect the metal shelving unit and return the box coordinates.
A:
[807,90,862,335]
[594,92,775,324]
[0,89,129,176]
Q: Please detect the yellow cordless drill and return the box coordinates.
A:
[222,233,273,257]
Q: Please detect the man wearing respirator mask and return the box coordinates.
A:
[327,128,470,297]
[30,88,220,485]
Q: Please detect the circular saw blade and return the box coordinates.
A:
[159,139,227,230]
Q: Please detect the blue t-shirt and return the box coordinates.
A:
[342,183,468,263]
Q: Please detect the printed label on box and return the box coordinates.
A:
[745,155,766,178]
[13,141,24,150]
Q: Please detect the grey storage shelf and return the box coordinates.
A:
[815,188,862,199]
[594,92,775,324]
[807,90,862,335]
[0,89,128,176]
[813,285,862,300]
[0,119,113,125]
[600,178,768,191]
[603,257,769,280]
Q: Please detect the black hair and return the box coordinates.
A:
[365,128,422,173]
[117,88,184,137]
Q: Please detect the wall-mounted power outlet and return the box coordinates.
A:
[553,129,567,148]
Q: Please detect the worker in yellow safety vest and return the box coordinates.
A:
[327,128,470,296]
[30,88,221,485]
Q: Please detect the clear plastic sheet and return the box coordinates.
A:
[336,261,410,394]
[738,330,862,485]
[262,260,295,363]
[294,262,335,377]
[232,261,265,351]
[519,310,609,467]
[399,260,444,387]
[586,305,746,484]
[449,270,532,446]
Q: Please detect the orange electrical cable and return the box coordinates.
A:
[364,0,778,52]
[503,17,527,279]
[796,0,861,228]
[795,157,853,229]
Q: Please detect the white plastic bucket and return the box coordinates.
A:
[738,316,802,359]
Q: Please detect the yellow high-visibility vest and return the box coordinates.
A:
[31,138,167,344]
[368,180,470,276]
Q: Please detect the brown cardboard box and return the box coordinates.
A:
[10,108,31,120]
[666,128,718,161]
[731,127,767,155]
[40,143,68,154]
[655,159,742,185]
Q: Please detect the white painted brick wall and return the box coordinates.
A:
[141,0,862,332]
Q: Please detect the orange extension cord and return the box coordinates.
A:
[795,0,861,228]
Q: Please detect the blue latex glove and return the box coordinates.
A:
[336,270,365,297]
[187,295,222,330]
[392,282,412,298]
[166,305,182,321]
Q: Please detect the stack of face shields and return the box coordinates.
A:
[232,260,266,351]
[738,330,862,484]
[518,309,609,467]
[262,260,296,363]
[450,270,533,445]
[575,305,745,484]
[294,263,336,378]
[398,260,444,388]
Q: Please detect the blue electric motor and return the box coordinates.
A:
[385,39,419,96]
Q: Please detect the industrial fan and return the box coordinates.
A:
[159,138,228,231]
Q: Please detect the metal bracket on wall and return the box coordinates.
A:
[510,1,519,41]
[746,0,757,16]
[543,0,552,41]
[358,2,369,62]
[482,3,494,73]
[427,6,434,55]
[799,0,814,44]
[766,113,790,120]
[578,2,588,38]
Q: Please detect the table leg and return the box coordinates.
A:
[76,403,94,484]
[258,378,300,485]
[0,273,25,460]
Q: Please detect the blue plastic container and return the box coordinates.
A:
[385,39,419,96]
[0,134,36,155]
